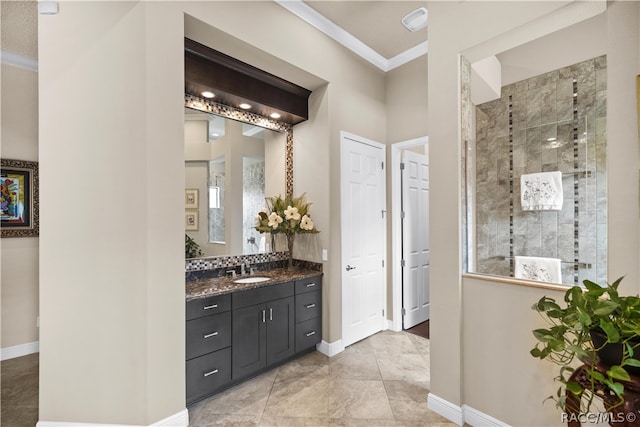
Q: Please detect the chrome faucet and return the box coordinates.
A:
[241,261,251,276]
[226,269,236,278]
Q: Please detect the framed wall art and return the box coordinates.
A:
[185,189,199,209]
[185,211,199,231]
[1,159,39,238]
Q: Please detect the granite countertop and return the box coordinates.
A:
[186,267,322,301]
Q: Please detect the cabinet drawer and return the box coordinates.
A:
[295,291,321,324]
[186,311,232,360]
[294,276,322,295]
[233,282,294,309]
[186,293,231,321]
[295,317,322,353]
[186,347,232,404]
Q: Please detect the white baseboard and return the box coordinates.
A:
[1,341,39,361]
[462,405,510,427]
[37,408,189,427]
[427,393,463,426]
[427,393,510,427]
[316,339,344,357]
[152,409,188,426]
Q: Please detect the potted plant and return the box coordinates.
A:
[531,277,640,413]
[185,234,203,259]
[254,193,319,268]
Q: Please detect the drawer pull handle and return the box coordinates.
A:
[305,283,316,288]
[262,309,266,323]
[203,331,219,339]
[203,304,218,310]
[203,369,219,377]
[305,303,316,309]
[305,331,316,337]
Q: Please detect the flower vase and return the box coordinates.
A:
[287,233,295,269]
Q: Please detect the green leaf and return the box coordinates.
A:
[566,380,584,395]
[608,365,631,382]
[600,319,621,343]
[533,329,554,342]
[606,381,625,396]
[583,279,602,292]
[624,358,640,367]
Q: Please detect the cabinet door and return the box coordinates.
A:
[232,304,266,380]
[266,296,295,365]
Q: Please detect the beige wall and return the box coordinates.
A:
[38,0,388,423]
[386,56,428,143]
[429,1,639,426]
[0,62,39,350]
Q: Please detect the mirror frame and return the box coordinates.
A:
[185,94,293,198]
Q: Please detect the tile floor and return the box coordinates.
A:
[188,330,455,426]
[0,330,452,427]
[1,352,39,427]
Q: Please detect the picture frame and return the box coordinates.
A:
[185,188,199,209]
[1,159,39,238]
[185,211,199,231]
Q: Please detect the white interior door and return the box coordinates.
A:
[341,132,386,347]
[402,149,430,329]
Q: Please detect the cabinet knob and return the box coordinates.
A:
[203,304,218,310]
[203,369,219,377]
[203,331,219,339]
[305,331,316,337]
[305,303,316,309]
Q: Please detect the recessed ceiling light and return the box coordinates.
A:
[239,103,252,110]
[402,7,428,32]
[201,91,215,99]
[270,112,281,119]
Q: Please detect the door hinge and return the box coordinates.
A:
[382,259,385,268]
[402,308,406,316]
[381,161,385,170]
[381,209,386,218]
[382,309,385,316]
[401,211,405,219]
[400,162,405,170]
[401,259,406,268]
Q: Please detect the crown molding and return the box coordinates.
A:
[0,50,38,72]
[275,0,427,72]
[388,41,429,70]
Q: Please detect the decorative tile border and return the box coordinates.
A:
[186,251,289,272]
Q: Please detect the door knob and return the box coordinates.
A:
[346,265,356,271]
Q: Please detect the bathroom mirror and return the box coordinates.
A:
[184,101,291,258]
[463,12,608,286]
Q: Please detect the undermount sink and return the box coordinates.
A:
[233,276,270,284]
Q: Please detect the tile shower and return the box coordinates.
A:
[471,56,607,285]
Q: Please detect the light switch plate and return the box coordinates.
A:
[322,249,328,262]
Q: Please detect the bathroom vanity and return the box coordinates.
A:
[185,269,322,404]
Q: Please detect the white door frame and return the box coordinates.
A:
[340,131,388,347]
[391,136,429,332]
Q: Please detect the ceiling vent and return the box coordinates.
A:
[401,7,428,32]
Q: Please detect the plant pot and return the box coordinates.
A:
[590,329,640,375]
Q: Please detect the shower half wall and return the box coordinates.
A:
[472,55,607,285]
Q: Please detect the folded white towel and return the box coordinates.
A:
[520,171,563,211]
[514,256,562,283]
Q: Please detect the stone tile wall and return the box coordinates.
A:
[474,56,607,285]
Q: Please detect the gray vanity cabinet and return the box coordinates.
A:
[186,275,322,404]
[231,282,295,380]
[186,294,232,404]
